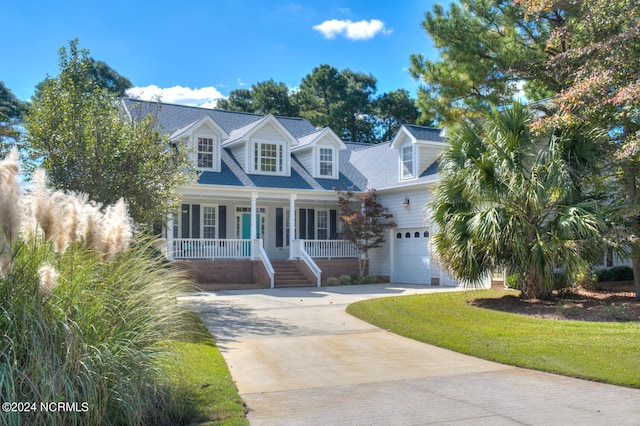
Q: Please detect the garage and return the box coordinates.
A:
[393,228,431,285]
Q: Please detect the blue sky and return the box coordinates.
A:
[4,0,447,107]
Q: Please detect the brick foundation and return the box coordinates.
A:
[315,259,368,284]
[172,260,270,290]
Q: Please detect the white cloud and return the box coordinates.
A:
[126,85,225,108]
[313,19,392,40]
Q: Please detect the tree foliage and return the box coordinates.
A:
[374,89,421,142]
[24,40,196,228]
[430,103,605,299]
[0,82,27,150]
[336,188,396,276]
[218,79,298,116]
[410,0,559,124]
[414,0,640,296]
[34,40,132,97]
[216,64,419,143]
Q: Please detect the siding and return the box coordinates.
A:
[296,151,314,175]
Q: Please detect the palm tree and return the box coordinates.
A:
[430,103,605,299]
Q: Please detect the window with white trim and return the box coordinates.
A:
[203,206,216,238]
[197,136,215,169]
[319,147,334,177]
[317,210,328,240]
[401,145,414,179]
[253,141,284,173]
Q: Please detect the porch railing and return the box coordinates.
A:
[294,240,322,287]
[256,241,275,288]
[302,239,358,258]
[172,238,252,259]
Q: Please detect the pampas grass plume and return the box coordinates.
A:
[38,262,59,296]
[0,148,22,244]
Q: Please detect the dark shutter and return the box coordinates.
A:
[181,204,190,238]
[191,204,200,239]
[275,208,283,247]
[299,209,307,239]
[307,209,315,240]
[218,206,227,239]
[330,209,337,239]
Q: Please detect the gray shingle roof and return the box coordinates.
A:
[122,99,443,192]
[122,98,318,138]
[402,124,446,143]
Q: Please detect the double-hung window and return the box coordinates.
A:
[317,210,328,240]
[197,137,215,169]
[202,206,216,238]
[319,148,334,177]
[401,145,414,179]
[254,141,284,173]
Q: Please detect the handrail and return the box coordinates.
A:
[255,240,275,289]
[297,241,322,287]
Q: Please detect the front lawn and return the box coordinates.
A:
[347,290,640,387]
[163,317,249,425]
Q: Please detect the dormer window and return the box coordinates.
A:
[254,140,285,174]
[197,136,215,169]
[401,145,414,179]
[319,147,334,177]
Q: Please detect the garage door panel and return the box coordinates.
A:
[394,228,431,285]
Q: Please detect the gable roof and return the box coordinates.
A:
[390,124,447,149]
[170,115,230,140]
[224,114,299,147]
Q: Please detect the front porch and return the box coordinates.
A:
[168,238,360,289]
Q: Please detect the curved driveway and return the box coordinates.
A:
[181,284,640,425]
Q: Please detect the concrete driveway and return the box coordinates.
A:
[181,284,640,425]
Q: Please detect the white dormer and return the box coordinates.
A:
[170,116,228,173]
[292,127,346,180]
[223,115,297,177]
[390,125,446,181]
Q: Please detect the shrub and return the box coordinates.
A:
[326,277,340,286]
[505,273,521,289]
[597,266,634,282]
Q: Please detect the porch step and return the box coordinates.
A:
[271,260,315,288]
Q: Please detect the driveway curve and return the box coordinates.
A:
[181,284,640,425]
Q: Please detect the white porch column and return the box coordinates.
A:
[250,191,258,240]
[288,193,297,259]
[167,213,174,261]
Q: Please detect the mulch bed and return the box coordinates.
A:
[471,281,640,322]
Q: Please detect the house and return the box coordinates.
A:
[122,98,465,289]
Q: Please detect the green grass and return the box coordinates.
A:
[347,290,640,387]
[163,317,249,425]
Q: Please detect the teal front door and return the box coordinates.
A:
[241,213,261,257]
[241,214,261,239]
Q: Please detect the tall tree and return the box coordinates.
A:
[430,103,605,299]
[0,82,26,150]
[24,41,196,227]
[216,88,254,112]
[251,79,298,116]
[34,39,132,97]
[514,0,640,296]
[217,80,298,116]
[409,0,559,124]
[374,89,420,142]
[336,188,396,276]
[295,64,347,132]
[296,65,379,143]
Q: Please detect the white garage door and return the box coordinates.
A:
[393,228,431,284]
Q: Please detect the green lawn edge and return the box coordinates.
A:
[347,290,640,388]
[164,317,249,425]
